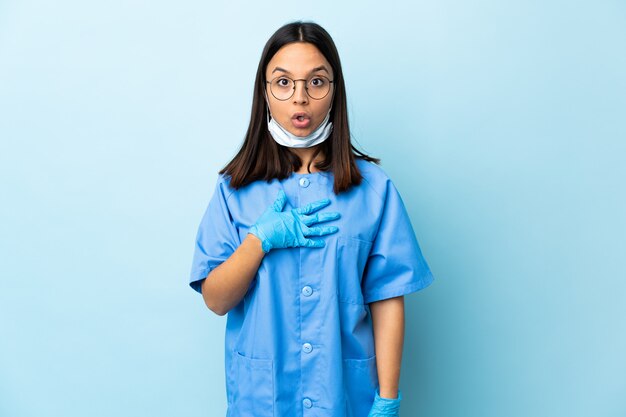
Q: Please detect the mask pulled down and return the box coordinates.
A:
[265,92,333,148]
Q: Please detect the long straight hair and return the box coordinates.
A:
[219,21,380,194]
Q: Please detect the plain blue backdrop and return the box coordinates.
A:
[1,1,625,416]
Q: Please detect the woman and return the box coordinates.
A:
[189,20,434,417]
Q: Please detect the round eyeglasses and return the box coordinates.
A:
[265,75,334,101]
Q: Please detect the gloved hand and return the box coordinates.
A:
[248,189,340,253]
[368,388,403,417]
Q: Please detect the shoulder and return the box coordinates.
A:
[354,157,394,201]
[214,172,237,201]
[216,172,232,187]
[355,156,391,181]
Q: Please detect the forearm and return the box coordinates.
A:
[201,233,265,316]
[369,295,405,399]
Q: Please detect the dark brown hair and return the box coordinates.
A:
[219,20,380,194]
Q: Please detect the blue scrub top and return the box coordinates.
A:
[189,157,434,417]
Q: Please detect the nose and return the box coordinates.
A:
[292,80,308,104]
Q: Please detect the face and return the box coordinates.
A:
[264,42,335,137]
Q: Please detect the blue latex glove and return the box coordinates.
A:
[368,388,403,417]
[248,189,340,253]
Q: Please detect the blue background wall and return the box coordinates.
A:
[1,1,624,416]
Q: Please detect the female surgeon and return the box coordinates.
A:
[189,20,435,417]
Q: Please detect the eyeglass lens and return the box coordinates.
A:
[269,76,331,100]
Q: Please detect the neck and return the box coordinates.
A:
[291,147,325,174]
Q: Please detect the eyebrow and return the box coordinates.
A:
[271,65,330,75]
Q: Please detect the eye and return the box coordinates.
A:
[276,78,291,87]
[310,77,325,87]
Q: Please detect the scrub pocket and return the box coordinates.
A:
[231,350,274,417]
[336,236,373,305]
[343,354,379,417]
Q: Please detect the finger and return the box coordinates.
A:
[303,238,325,248]
[299,211,341,227]
[313,212,341,223]
[299,214,315,227]
[295,198,331,215]
[271,189,287,212]
[303,225,339,237]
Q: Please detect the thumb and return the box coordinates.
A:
[271,189,287,212]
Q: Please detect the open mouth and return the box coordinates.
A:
[291,115,311,128]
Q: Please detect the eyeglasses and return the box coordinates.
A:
[265,75,334,101]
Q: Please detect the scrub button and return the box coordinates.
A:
[299,177,310,188]
[302,343,312,353]
[302,286,313,296]
[303,398,312,408]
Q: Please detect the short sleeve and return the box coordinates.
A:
[361,179,435,304]
[188,175,241,294]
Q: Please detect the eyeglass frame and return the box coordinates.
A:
[265,75,335,101]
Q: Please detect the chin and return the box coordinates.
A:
[287,126,312,137]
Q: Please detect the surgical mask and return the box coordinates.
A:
[265,91,333,148]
